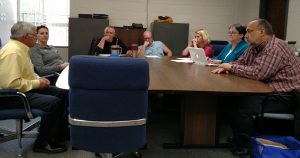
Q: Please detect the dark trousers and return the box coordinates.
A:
[25,86,67,142]
[220,94,296,147]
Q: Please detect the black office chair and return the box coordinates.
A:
[294,92,300,140]
[88,37,101,55]
[0,89,44,158]
[257,92,299,137]
[210,40,228,56]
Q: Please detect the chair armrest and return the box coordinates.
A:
[263,113,294,120]
[40,71,60,78]
[261,93,294,118]
[16,91,34,119]
[0,89,34,119]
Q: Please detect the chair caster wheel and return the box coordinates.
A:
[132,151,142,158]
[17,153,24,158]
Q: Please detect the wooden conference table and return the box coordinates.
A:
[56,56,273,147]
[147,57,272,147]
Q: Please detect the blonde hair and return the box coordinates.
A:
[195,29,210,45]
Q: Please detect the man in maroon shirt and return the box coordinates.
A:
[212,19,300,156]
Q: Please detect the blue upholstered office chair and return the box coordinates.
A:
[0,89,44,158]
[68,55,149,158]
[210,40,228,56]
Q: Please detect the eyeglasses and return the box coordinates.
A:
[246,28,264,34]
[27,33,37,38]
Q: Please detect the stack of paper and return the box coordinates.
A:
[171,58,193,63]
[256,138,288,149]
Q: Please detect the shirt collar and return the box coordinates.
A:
[12,40,30,54]
[252,36,273,53]
[254,42,264,52]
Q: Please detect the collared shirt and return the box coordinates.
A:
[30,43,64,74]
[139,41,164,57]
[231,36,300,92]
[0,40,40,92]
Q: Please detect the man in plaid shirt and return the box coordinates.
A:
[212,19,300,156]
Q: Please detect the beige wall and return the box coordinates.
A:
[56,47,69,62]
[62,0,300,59]
[70,0,259,41]
[66,0,260,58]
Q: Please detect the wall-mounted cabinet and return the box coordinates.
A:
[151,22,189,56]
[115,27,146,48]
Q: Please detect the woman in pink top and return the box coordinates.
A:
[182,28,214,58]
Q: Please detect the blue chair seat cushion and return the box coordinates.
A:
[0,109,44,120]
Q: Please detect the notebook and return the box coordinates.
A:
[188,47,219,66]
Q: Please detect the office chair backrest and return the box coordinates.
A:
[210,40,228,56]
[68,55,149,153]
[293,91,300,139]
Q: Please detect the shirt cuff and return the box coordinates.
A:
[32,79,40,89]
[231,64,237,74]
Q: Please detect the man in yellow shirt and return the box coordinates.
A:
[0,21,67,154]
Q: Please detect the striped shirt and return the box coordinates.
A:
[231,36,300,93]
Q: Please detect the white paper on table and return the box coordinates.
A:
[145,55,161,58]
[98,54,110,57]
[176,57,192,60]
[171,58,193,63]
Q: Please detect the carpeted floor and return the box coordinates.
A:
[0,101,244,158]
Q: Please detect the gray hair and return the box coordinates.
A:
[104,25,115,33]
[10,21,36,40]
[256,19,273,35]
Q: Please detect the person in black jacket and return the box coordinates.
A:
[89,26,130,55]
